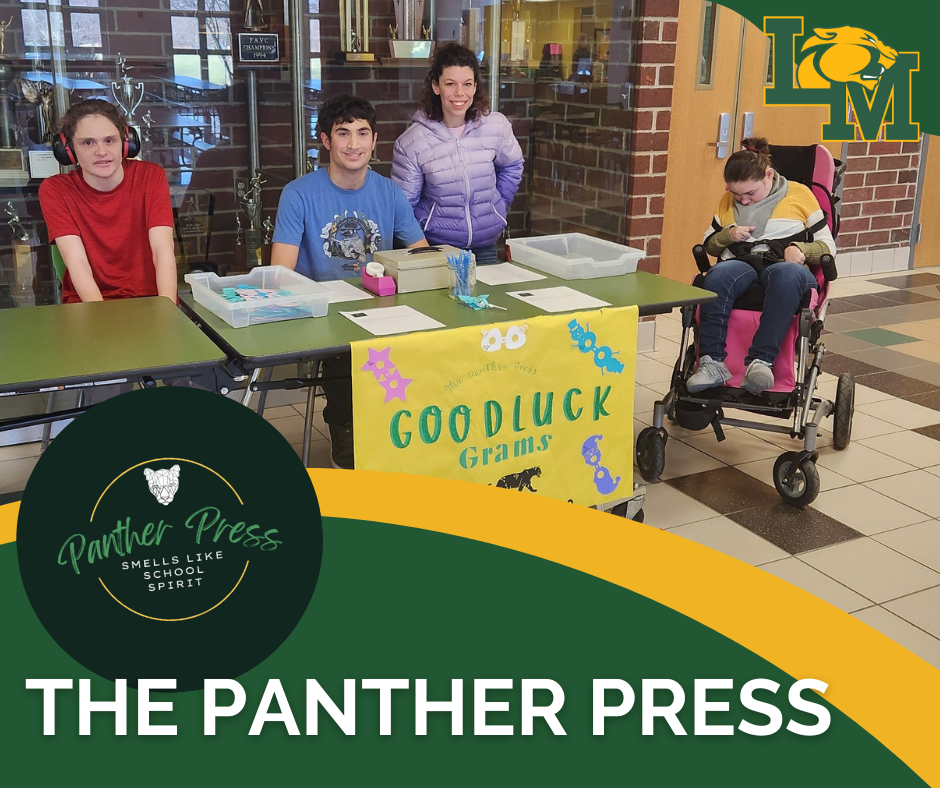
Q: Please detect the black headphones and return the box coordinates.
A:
[52,124,141,166]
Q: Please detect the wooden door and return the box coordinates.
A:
[737,23,842,160]
[659,1,741,282]
[659,2,836,283]
[913,136,940,268]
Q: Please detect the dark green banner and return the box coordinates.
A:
[0,519,926,786]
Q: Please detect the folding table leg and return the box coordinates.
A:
[40,391,57,452]
[242,368,261,409]
[302,359,321,468]
[255,367,273,416]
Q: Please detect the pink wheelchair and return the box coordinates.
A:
[636,144,854,507]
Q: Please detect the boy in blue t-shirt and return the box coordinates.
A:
[271,95,428,470]
[272,96,427,278]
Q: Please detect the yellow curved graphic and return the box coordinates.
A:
[91,457,243,522]
[0,502,18,545]
[3,471,939,784]
[306,470,939,786]
[98,560,249,621]
[798,26,898,89]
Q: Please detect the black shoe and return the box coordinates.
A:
[328,422,354,470]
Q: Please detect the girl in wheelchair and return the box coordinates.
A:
[636,136,853,507]
[687,137,835,395]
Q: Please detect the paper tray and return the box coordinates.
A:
[507,233,644,280]
[185,267,330,328]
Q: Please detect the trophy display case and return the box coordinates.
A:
[0,0,636,315]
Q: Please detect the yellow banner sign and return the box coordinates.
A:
[351,306,638,506]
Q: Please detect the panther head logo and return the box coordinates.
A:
[797,27,898,91]
[143,464,180,506]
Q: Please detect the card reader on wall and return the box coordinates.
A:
[372,245,466,293]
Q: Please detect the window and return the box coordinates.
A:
[172,17,200,49]
[207,55,232,85]
[21,9,49,47]
[765,36,774,86]
[173,53,202,81]
[206,17,231,51]
[698,2,718,87]
[309,19,320,53]
[70,13,102,47]
[21,1,103,57]
[170,0,233,87]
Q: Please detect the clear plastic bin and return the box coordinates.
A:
[507,233,644,279]
[184,267,331,328]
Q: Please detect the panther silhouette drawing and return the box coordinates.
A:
[797,27,898,90]
[494,466,541,492]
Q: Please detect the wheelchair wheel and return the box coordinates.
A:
[773,452,820,507]
[608,501,644,523]
[636,427,666,482]
[833,373,855,450]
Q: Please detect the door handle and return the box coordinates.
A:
[706,113,731,159]
[742,111,754,139]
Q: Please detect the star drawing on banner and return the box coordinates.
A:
[380,368,412,403]
[361,346,394,380]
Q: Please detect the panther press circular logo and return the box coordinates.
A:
[17,386,323,692]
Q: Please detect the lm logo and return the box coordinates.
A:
[764,17,919,142]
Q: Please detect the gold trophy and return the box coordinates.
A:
[243,0,268,31]
[388,0,432,60]
[237,170,266,267]
[1,27,29,181]
[507,0,527,62]
[20,80,56,144]
[6,201,37,307]
[336,0,375,62]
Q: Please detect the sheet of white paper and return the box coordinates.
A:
[505,286,611,313]
[339,305,445,336]
[321,279,374,303]
[474,263,547,286]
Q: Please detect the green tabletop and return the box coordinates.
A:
[0,298,226,394]
[181,270,714,367]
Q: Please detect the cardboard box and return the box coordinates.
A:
[373,245,463,294]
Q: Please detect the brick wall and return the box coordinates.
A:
[838,138,921,252]
[621,0,675,276]
[834,135,922,276]
[526,80,631,244]
[0,0,298,304]
[520,2,639,251]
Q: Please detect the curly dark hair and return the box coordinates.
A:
[723,136,773,183]
[315,94,377,140]
[420,42,489,123]
[57,99,128,142]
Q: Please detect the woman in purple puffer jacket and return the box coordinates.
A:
[391,43,525,264]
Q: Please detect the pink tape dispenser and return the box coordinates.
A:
[362,261,397,296]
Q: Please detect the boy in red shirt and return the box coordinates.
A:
[39,99,176,303]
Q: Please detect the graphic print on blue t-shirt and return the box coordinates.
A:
[272,168,424,281]
[320,211,381,271]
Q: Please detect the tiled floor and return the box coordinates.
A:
[3,267,940,669]
[635,266,940,670]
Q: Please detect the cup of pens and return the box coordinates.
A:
[446,249,476,300]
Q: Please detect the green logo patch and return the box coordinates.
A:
[17,386,323,692]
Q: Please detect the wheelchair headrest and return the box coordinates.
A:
[769,143,840,236]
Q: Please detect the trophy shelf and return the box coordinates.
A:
[323,60,430,70]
